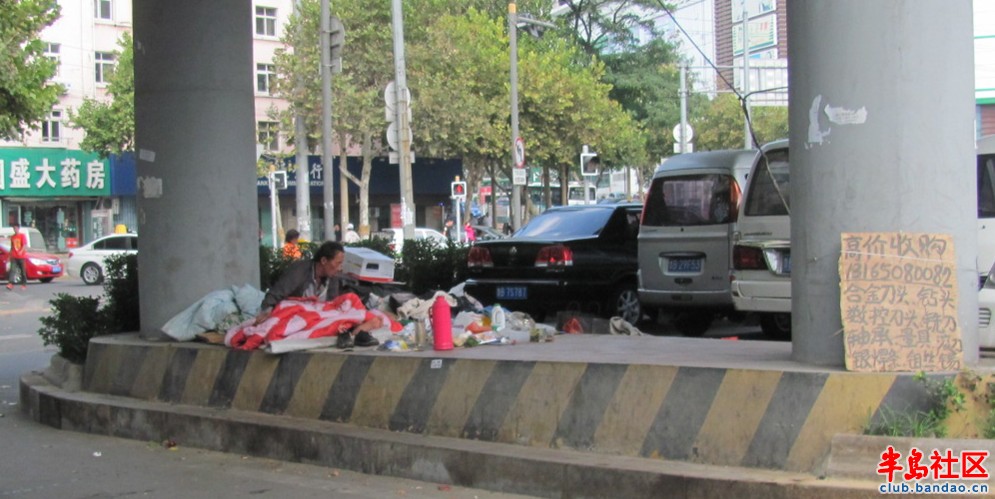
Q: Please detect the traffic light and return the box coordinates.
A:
[327,16,345,74]
[271,170,288,190]
[581,152,599,176]
[451,181,467,198]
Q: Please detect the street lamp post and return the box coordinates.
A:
[509,3,522,231]
[508,3,555,230]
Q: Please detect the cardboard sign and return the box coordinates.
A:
[839,232,962,372]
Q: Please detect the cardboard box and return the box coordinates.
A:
[343,247,395,283]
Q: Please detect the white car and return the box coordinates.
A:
[729,140,792,339]
[373,227,447,255]
[67,233,138,285]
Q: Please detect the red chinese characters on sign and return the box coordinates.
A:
[877,447,989,482]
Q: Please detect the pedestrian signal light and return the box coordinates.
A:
[451,181,467,198]
[581,152,599,177]
[272,170,288,190]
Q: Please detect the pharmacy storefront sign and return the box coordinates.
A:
[0,148,110,197]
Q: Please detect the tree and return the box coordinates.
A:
[0,0,63,140]
[71,32,134,157]
[691,93,788,151]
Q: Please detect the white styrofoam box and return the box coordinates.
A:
[343,247,395,283]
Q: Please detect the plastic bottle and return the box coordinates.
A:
[431,295,453,350]
[491,304,506,332]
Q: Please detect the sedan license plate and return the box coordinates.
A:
[667,257,702,273]
[51,265,62,273]
[496,286,527,300]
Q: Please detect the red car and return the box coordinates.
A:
[1,243,64,284]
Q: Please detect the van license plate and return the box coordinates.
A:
[497,286,527,300]
[668,258,702,273]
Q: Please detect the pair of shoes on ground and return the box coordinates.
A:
[337,330,379,349]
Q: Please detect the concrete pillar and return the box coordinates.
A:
[788,1,977,365]
[133,0,259,336]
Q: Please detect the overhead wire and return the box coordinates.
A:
[654,0,761,150]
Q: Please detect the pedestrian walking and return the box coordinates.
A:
[7,223,27,290]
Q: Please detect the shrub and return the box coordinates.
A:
[37,253,139,363]
[398,239,469,295]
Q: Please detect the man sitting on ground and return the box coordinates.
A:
[254,241,380,348]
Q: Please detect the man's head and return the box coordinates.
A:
[284,229,300,244]
[11,223,19,233]
[347,223,355,230]
[313,241,345,277]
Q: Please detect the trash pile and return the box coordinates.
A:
[374,287,558,352]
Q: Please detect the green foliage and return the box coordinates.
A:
[396,239,469,295]
[38,294,110,364]
[70,32,135,157]
[36,254,139,364]
[0,0,64,140]
[864,373,965,438]
[691,94,789,151]
[102,253,140,332]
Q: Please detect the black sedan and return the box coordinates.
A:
[464,203,643,324]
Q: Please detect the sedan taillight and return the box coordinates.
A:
[467,246,493,268]
[733,245,767,271]
[535,244,573,268]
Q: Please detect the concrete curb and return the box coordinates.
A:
[21,371,886,499]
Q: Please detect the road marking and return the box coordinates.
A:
[0,307,50,316]
[0,334,37,341]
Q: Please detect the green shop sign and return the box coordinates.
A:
[0,148,110,197]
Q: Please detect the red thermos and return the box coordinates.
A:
[431,295,453,351]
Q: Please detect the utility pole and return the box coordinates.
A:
[391,0,415,240]
[679,62,688,153]
[741,0,752,150]
[509,2,522,231]
[320,0,343,241]
[293,0,312,240]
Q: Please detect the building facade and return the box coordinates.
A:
[0,0,298,250]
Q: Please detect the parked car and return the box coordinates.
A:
[729,140,792,339]
[472,225,505,241]
[0,243,63,283]
[638,148,756,336]
[372,227,447,255]
[0,226,48,250]
[67,233,138,285]
[463,203,643,324]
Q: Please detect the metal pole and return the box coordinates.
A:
[320,0,336,241]
[391,0,415,240]
[269,173,278,249]
[679,62,688,153]
[741,0,752,150]
[509,2,521,231]
[293,0,312,240]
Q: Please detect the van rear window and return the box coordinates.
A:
[744,149,790,217]
[642,174,733,226]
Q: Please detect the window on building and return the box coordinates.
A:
[256,63,276,94]
[258,121,279,151]
[255,7,277,37]
[94,0,112,20]
[95,51,116,84]
[44,42,61,75]
[42,110,62,143]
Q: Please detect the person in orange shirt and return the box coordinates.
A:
[282,229,302,260]
[7,223,27,290]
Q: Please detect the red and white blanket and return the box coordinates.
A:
[224,293,402,351]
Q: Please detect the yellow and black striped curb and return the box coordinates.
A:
[82,336,975,474]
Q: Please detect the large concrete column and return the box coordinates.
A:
[789,1,977,365]
[133,0,259,336]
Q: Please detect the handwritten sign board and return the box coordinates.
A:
[839,232,962,372]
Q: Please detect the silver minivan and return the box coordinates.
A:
[637,148,757,335]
